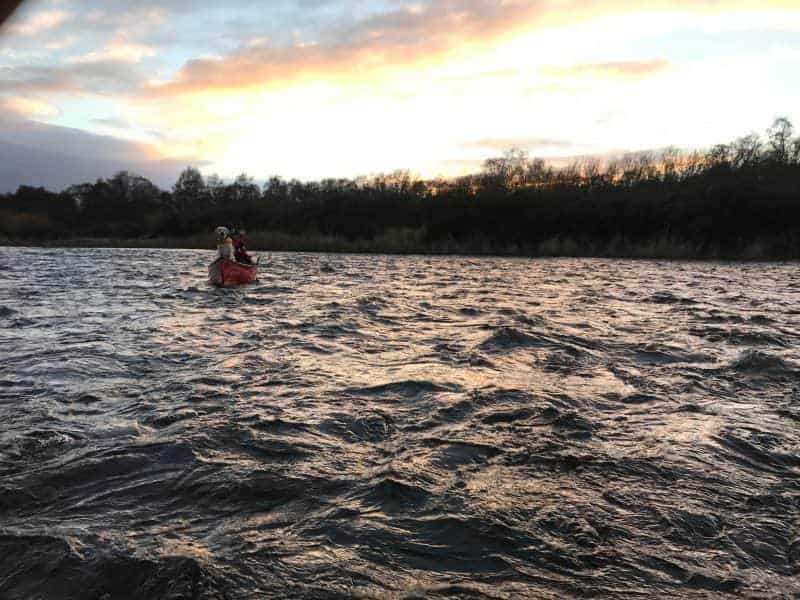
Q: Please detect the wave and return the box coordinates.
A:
[713,428,800,473]
[3,249,800,598]
[477,326,550,352]
[551,412,595,440]
[690,326,789,347]
[347,380,461,398]
[629,343,710,365]
[729,349,796,374]
[319,412,395,443]
[359,476,431,512]
[5,429,85,462]
[0,533,223,600]
[423,438,502,468]
[648,291,697,305]
[481,407,536,424]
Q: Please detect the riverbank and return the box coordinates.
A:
[3,230,799,260]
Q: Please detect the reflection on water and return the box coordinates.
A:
[1,247,799,598]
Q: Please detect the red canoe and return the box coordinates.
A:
[208,258,258,287]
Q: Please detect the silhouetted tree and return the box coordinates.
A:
[206,174,225,205]
[731,134,762,170]
[483,147,530,189]
[661,147,680,183]
[228,173,260,203]
[173,166,207,214]
[768,117,794,164]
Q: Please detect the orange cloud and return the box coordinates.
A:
[147,0,800,97]
[0,95,59,118]
[147,1,570,96]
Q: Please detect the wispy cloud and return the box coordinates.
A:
[461,137,577,152]
[75,6,167,32]
[6,9,69,36]
[545,59,671,79]
[90,116,131,129]
[70,41,156,64]
[45,34,78,50]
[0,60,145,95]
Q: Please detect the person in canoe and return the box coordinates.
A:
[215,226,235,261]
[231,228,254,265]
[209,226,259,286]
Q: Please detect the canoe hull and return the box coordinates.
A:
[208,258,258,287]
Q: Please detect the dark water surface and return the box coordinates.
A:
[1,248,799,599]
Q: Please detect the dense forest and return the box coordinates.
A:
[2,118,799,258]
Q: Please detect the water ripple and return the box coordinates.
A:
[1,248,799,598]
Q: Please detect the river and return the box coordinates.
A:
[0,247,798,598]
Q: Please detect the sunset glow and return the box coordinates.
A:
[1,0,799,188]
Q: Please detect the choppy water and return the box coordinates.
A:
[1,247,799,599]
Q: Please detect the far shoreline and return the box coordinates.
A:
[2,233,797,261]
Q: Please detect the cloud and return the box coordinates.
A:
[70,41,156,64]
[433,157,485,176]
[0,115,156,162]
[462,137,577,152]
[544,59,671,79]
[111,7,169,31]
[1,0,798,184]
[90,116,131,129]
[0,95,59,118]
[0,60,145,95]
[56,5,167,33]
[146,0,800,96]
[148,0,549,95]
[0,115,206,191]
[45,34,78,50]
[5,9,69,36]
[1,3,167,61]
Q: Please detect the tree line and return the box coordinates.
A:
[2,118,799,257]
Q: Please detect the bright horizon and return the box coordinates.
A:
[1,0,800,189]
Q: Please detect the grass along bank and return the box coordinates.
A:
[4,228,798,260]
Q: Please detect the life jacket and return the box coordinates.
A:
[218,236,233,248]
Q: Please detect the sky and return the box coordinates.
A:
[1,0,800,190]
